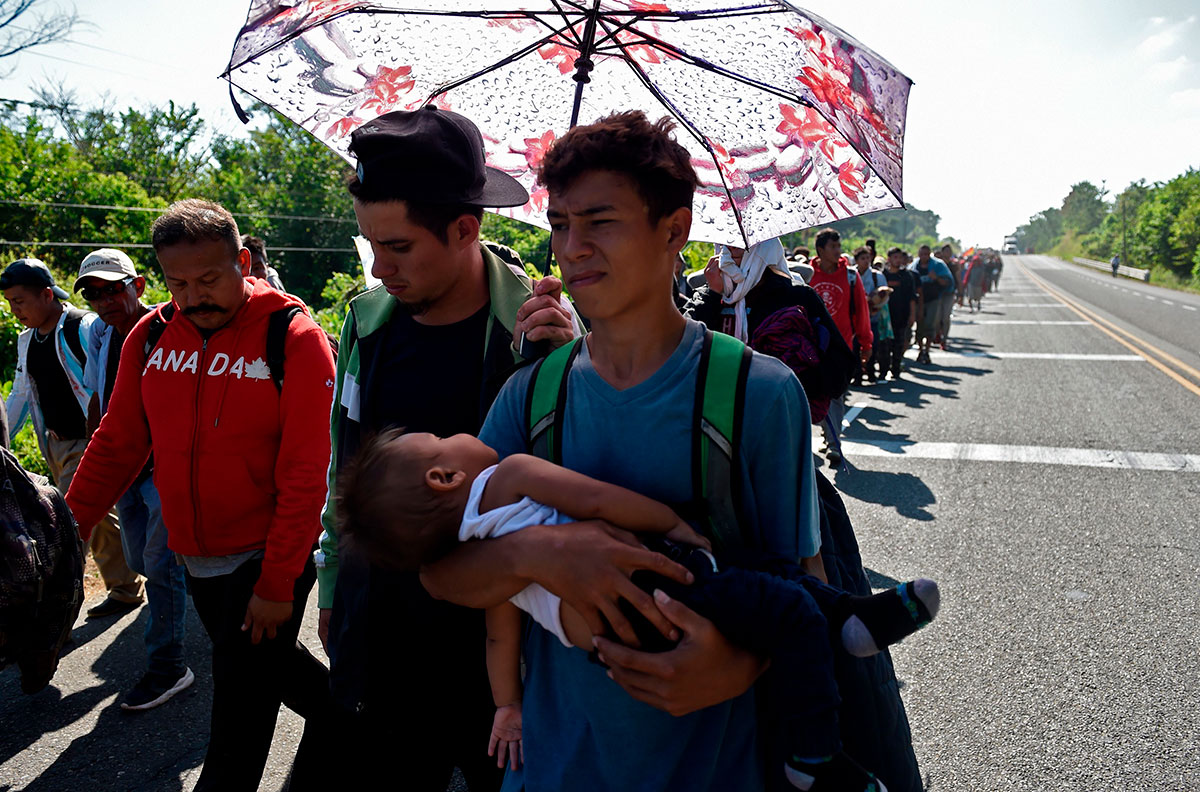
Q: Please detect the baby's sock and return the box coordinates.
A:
[839,579,940,658]
[784,753,887,791]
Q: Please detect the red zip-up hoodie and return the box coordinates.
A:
[808,255,873,351]
[66,279,335,602]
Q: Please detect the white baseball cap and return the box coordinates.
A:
[73,248,138,292]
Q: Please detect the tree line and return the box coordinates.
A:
[1,90,956,384]
[1010,172,1200,289]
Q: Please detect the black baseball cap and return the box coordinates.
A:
[0,258,70,299]
[349,106,529,208]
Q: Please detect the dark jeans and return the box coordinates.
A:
[631,543,844,759]
[117,476,187,677]
[871,330,892,380]
[887,324,910,375]
[329,700,503,791]
[187,556,332,792]
[327,560,503,792]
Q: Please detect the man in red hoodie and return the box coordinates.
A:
[66,199,336,791]
[807,228,872,466]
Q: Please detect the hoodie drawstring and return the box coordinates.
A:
[212,322,247,428]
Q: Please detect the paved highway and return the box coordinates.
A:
[840,255,1199,790]
[1,255,1196,790]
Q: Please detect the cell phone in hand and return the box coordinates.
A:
[518,330,550,360]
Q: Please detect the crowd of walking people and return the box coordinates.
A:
[0,107,996,792]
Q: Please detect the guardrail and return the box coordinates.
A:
[1073,257,1150,281]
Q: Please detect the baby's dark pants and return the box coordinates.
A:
[627,545,847,759]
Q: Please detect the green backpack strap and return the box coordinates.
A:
[692,330,753,554]
[525,338,584,465]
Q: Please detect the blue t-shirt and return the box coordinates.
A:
[909,257,953,299]
[480,319,819,792]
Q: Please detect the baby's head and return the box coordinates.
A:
[338,429,499,571]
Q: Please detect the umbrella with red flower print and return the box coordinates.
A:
[222,0,912,248]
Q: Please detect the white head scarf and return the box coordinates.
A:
[716,237,788,342]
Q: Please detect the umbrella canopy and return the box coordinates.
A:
[223,1,911,247]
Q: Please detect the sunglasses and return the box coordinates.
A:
[80,278,133,302]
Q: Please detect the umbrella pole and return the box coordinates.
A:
[567,0,603,128]
[540,0,603,278]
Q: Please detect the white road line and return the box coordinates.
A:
[1184,305,1197,312]
[1161,300,1175,306]
[954,320,1090,325]
[984,303,1071,308]
[928,351,1144,361]
[839,439,1200,473]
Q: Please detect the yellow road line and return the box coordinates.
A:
[1018,261,1200,399]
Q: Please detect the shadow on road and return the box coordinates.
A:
[863,567,903,589]
[1,606,210,791]
[834,464,937,521]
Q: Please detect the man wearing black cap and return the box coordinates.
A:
[2,258,143,618]
[315,106,578,788]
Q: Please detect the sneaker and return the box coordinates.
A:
[121,667,195,712]
[87,595,141,619]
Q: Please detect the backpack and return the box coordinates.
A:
[0,446,85,694]
[750,306,838,423]
[525,330,753,554]
[143,303,305,393]
[60,308,89,370]
[846,266,859,324]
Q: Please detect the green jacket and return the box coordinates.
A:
[315,243,561,607]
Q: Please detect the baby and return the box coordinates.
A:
[339,429,940,792]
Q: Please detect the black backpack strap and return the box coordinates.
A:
[525,338,584,464]
[142,303,176,357]
[61,310,87,369]
[266,306,303,394]
[846,266,858,324]
[692,330,753,554]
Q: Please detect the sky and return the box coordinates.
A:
[4,0,1200,248]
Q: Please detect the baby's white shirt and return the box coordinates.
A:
[459,464,573,647]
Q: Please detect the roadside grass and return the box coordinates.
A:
[1053,254,1200,297]
[1147,266,1200,296]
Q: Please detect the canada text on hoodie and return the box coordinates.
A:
[66,279,336,602]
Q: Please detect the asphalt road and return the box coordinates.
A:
[2,255,1197,790]
[837,255,1200,790]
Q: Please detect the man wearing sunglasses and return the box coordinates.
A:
[3,256,144,620]
[73,248,194,711]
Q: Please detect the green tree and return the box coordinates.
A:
[206,106,359,301]
[1060,181,1106,236]
[1012,207,1063,253]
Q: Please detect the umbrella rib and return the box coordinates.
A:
[546,0,586,47]
[591,22,807,108]
[595,18,749,247]
[224,5,786,74]
[589,19,904,206]
[226,5,592,74]
[428,16,581,101]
